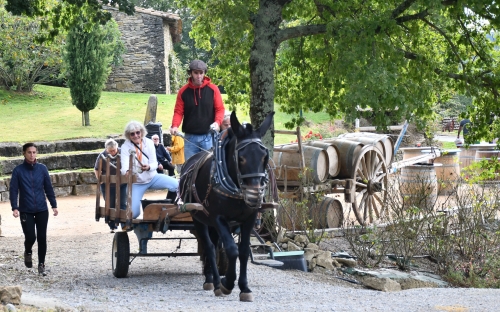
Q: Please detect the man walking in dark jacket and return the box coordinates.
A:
[10,143,58,276]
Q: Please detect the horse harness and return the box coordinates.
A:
[179,130,270,213]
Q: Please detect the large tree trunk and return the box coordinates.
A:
[249,0,284,149]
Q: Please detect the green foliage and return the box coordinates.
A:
[63,17,124,126]
[438,94,472,118]
[0,0,63,91]
[7,1,500,149]
[168,52,185,93]
[5,0,134,41]
[463,157,500,184]
[180,0,500,149]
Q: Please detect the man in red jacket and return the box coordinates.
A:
[170,60,225,161]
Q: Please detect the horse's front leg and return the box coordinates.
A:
[193,220,223,296]
[215,216,239,296]
[236,211,258,302]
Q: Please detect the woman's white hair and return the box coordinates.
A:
[124,120,147,140]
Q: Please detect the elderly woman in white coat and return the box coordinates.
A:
[120,120,178,253]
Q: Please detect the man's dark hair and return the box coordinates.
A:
[22,142,37,152]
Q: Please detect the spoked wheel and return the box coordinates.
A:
[112,232,130,278]
[350,145,388,225]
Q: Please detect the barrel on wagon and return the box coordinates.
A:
[273,144,330,184]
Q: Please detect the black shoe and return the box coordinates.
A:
[24,252,32,268]
[38,263,47,276]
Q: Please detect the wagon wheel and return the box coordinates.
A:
[112,232,130,278]
[350,145,388,225]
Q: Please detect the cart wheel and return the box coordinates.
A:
[216,241,228,276]
[112,232,130,278]
[351,145,388,225]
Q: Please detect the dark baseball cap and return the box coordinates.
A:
[189,60,208,72]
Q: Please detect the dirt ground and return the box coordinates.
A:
[0,191,366,311]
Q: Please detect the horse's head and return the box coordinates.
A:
[226,111,274,208]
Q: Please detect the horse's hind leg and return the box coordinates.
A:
[236,213,258,302]
[193,220,222,296]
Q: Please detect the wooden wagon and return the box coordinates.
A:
[94,151,207,278]
[272,125,441,227]
[95,150,285,276]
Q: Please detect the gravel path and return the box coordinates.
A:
[1,194,500,312]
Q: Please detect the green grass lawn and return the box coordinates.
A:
[0,85,336,144]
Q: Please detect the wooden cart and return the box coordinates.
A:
[273,126,441,226]
[94,151,205,278]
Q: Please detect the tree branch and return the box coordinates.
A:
[278,0,293,6]
[278,24,328,43]
[457,17,491,64]
[394,10,430,24]
[391,0,418,19]
[421,17,465,69]
[314,0,337,19]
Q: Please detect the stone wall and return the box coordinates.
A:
[0,134,174,199]
[0,171,98,202]
[104,6,181,94]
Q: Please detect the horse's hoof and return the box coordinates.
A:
[240,292,254,302]
[214,289,225,297]
[220,283,232,295]
[203,283,214,291]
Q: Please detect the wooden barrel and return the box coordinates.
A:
[400,164,439,210]
[273,145,329,184]
[434,150,460,194]
[339,133,394,165]
[474,150,500,181]
[323,139,363,178]
[303,141,340,177]
[459,144,497,172]
[475,150,500,162]
[309,197,344,229]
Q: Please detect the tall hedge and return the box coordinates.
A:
[63,17,124,126]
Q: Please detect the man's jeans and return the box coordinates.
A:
[184,133,213,161]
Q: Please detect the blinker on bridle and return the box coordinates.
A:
[234,137,269,208]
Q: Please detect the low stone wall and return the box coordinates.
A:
[0,152,100,175]
[0,171,98,203]
[0,135,171,158]
[0,134,174,201]
[0,138,124,158]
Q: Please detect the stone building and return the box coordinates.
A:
[104,6,182,94]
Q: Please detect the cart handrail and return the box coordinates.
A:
[390,147,441,172]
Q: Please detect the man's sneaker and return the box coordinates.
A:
[38,263,47,276]
[24,252,32,268]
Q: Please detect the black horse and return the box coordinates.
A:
[179,111,274,302]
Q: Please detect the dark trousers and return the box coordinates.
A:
[20,210,49,265]
[157,160,175,176]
